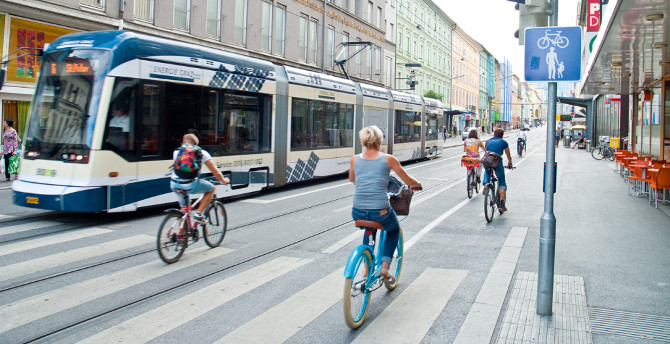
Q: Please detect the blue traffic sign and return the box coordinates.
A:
[524,26,582,82]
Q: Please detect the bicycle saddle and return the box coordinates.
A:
[355,220,383,229]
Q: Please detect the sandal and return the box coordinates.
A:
[379,267,392,280]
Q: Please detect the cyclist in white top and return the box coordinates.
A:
[516,130,527,155]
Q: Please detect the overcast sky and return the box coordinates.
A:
[431,0,581,79]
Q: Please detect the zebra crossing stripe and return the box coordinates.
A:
[216,268,344,344]
[352,268,468,344]
[78,256,312,344]
[0,221,61,235]
[0,235,154,283]
[0,247,233,333]
[0,228,113,257]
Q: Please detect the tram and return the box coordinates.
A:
[13,31,443,212]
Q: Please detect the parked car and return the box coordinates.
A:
[462,127,479,140]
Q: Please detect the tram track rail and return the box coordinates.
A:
[23,174,460,343]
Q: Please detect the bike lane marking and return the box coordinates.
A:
[0,235,155,283]
[78,256,312,344]
[453,226,528,344]
[0,246,233,333]
[352,268,468,344]
[216,268,344,344]
[0,227,113,257]
[0,220,62,235]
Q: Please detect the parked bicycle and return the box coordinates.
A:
[291,130,319,148]
[591,138,616,161]
[157,179,228,264]
[483,165,514,223]
[461,156,480,199]
[343,177,420,329]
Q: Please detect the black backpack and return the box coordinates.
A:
[173,143,203,179]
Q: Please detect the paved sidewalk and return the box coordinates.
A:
[489,143,670,344]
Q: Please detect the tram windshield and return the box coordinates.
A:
[24,49,109,162]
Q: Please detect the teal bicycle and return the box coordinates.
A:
[343,178,416,329]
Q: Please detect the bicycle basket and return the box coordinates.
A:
[388,176,413,216]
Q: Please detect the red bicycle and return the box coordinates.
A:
[461,156,480,199]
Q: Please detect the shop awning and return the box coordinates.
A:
[580,0,669,95]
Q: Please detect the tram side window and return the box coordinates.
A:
[140,84,162,157]
[291,97,354,150]
[217,92,271,155]
[104,79,137,159]
[394,110,421,143]
[426,111,438,141]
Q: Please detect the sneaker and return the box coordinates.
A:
[193,213,206,224]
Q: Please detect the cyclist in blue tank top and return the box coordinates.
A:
[482,128,513,213]
[349,126,422,280]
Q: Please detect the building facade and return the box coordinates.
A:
[451,25,479,128]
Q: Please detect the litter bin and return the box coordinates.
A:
[563,137,570,147]
[585,139,591,152]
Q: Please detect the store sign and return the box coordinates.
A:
[6,17,78,84]
[586,0,601,32]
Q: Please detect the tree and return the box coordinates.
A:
[424,90,443,102]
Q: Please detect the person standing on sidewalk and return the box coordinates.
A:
[3,119,19,182]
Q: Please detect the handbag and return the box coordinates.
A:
[8,155,20,175]
[480,151,501,168]
[389,187,413,216]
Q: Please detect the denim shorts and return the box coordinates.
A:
[482,161,507,190]
[170,178,214,207]
[351,206,400,263]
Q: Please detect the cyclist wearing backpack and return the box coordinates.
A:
[170,133,229,223]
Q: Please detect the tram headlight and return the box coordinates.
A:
[26,151,40,159]
[61,152,89,163]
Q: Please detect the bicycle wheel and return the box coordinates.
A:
[157,212,186,264]
[537,37,550,49]
[384,227,403,291]
[466,170,474,199]
[606,148,616,161]
[484,185,496,223]
[591,147,604,160]
[343,249,372,329]
[556,36,569,48]
[474,174,480,194]
[203,201,227,248]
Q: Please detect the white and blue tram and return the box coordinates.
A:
[13,31,443,212]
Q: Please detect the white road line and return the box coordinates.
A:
[0,235,154,283]
[0,221,61,235]
[0,246,233,333]
[0,228,113,257]
[0,214,14,221]
[321,231,360,254]
[216,268,344,344]
[352,268,468,344]
[453,226,528,344]
[332,204,351,213]
[78,256,312,344]
[241,182,350,204]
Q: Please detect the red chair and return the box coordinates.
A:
[649,168,670,208]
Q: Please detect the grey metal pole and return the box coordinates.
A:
[537,0,558,316]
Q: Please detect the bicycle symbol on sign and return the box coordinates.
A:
[537,30,570,49]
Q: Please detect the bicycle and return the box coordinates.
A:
[483,165,514,223]
[461,156,480,199]
[517,139,526,157]
[591,138,616,161]
[291,130,319,148]
[537,29,570,49]
[343,178,419,329]
[157,179,228,264]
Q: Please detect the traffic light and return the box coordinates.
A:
[513,0,549,45]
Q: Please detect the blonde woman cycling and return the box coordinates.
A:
[349,125,422,279]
